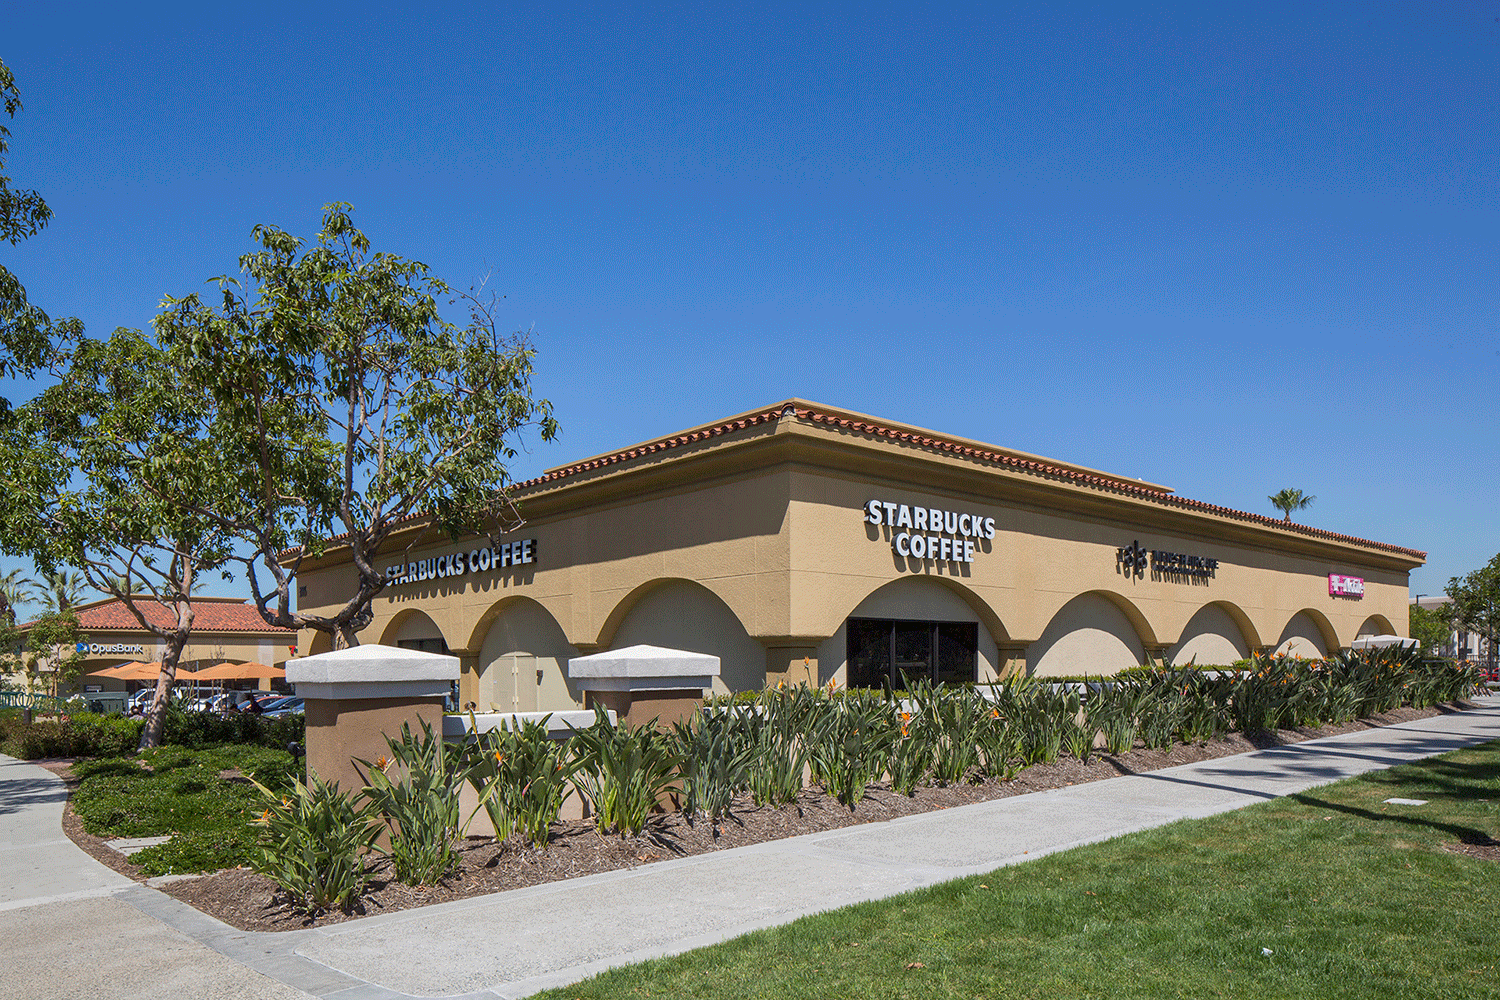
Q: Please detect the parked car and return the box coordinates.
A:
[263,696,304,718]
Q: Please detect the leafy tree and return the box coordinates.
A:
[1409,602,1451,656]
[1268,488,1316,522]
[1445,553,1500,668]
[0,57,79,383]
[0,607,85,721]
[152,204,557,649]
[0,328,234,747]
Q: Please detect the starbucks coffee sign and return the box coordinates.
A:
[385,538,537,589]
[864,499,995,564]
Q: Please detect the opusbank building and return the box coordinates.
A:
[293,401,1423,714]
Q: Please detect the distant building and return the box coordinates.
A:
[1411,595,1490,663]
[5,596,296,696]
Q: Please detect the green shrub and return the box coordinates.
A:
[131,826,262,877]
[569,707,681,835]
[249,774,379,914]
[671,710,755,830]
[357,719,474,886]
[463,715,577,848]
[804,689,893,808]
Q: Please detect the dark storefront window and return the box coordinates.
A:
[846,618,977,689]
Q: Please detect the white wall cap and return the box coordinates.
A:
[286,643,460,686]
[441,710,611,738]
[567,644,721,680]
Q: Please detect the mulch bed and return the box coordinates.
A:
[44,701,1483,933]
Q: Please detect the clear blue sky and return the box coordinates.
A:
[2,2,1495,616]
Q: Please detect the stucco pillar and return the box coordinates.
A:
[997,643,1030,679]
[764,642,820,688]
[569,644,719,730]
[286,644,459,794]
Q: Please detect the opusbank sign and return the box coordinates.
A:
[385,539,537,589]
[76,642,146,655]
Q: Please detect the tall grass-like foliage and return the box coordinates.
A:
[805,688,894,808]
[357,719,475,886]
[463,715,576,849]
[249,775,379,914]
[745,686,814,807]
[672,708,755,831]
[569,707,680,836]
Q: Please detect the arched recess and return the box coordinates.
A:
[1028,590,1156,677]
[1275,609,1339,658]
[1166,602,1254,668]
[307,631,333,657]
[606,579,766,694]
[473,596,580,714]
[379,609,450,653]
[1356,614,1394,638]
[815,576,1008,686]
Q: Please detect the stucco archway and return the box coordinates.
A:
[604,579,766,694]
[379,609,450,653]
[1356,614,1395,638]
[472,596,580,713]
[1166,601,1258,667]
[1028,590,1156,677]
[1275,609,1339,658]
[814,576,1010,686]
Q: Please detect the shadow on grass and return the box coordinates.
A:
[1287,792,1499,847]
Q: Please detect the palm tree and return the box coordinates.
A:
[37,568,86,613]
[0,568,36,626]
[1268,488,1316,523]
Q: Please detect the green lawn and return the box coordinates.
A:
[537,741,1500,1000]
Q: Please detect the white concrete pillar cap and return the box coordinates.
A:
[567,644,720,693]
[286,643,459,701]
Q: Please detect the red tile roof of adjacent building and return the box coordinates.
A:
[67,598,296,634]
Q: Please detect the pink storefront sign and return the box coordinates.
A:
[1329,573,1365,597]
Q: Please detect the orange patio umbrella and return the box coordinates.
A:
[190,661,284,681]
[87,661,164,680]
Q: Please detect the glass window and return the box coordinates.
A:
[845,617,977,689]
[846,618,892,689]
[936,622,978,685]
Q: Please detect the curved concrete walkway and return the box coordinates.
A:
[5,698,1499,1000]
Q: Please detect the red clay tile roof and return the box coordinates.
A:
[517,403,1427,560]
[70,599,295,634]
[290,401,1425,561]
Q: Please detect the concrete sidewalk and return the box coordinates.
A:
[6,699,1500,999]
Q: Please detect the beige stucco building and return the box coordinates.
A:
[292,401,1424,713]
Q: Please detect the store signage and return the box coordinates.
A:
[76,642,145,655]
[1329,573,1364,598]
[865,499,995,564]
[1117,540,1218,580]
[384,539,537,588]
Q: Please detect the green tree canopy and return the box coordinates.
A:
[1409,602,1451,656]
[1445,553,1500,665]
[0,57,79,384]
[152,204,558,648]
[0,327,235,747]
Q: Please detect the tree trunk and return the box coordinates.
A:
[334,623,361,650]
[138,633,188,751]
[139,591,195,751]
